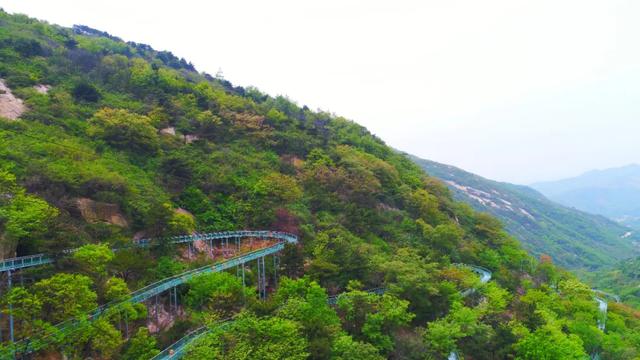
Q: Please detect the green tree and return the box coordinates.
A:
[105,276,129,301]
[167,209,196,236]
[185,272,251,317]
[33,273,98,323]
[275,277,341,359]
[0,191,58,254]
[336,291,414,353]
[122,328,160,360]
[331,334,383,360]
[423,302,490,358]
[88,108,160,153]
[73,243,115,285]
[184,313,309,360]
[1,287,44,337]
[514,310,587,360]
[89,318,123,359]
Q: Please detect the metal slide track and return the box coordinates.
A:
[0,230,296,272]
[13,233,297,356]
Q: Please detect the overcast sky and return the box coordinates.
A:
[2,0,639,184]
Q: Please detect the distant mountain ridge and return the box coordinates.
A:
[409,155,640,270]
[532,164,640,228]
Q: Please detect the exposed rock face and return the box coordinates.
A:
[33,84,51,94]
[159,127,176,136]
[75,198,128,227]
[0,79,26,120]
[184,134,199,144]
[0,234,17,260]
[175,207,194,217]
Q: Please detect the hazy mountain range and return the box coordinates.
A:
[532,164,640,229]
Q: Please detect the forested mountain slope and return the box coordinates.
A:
[1,10,640,359]
[411,156,640,270]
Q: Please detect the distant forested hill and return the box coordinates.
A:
[410,156,640,269]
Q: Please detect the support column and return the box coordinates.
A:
[124,311,129,338]
[273,255,279,289]
[155,295,159,325]
[173,286,178,312]
[262,256,267,298]
[8,270,14,343]
[257,256,267,299]
[241,262,246,302]
[256,258,262,299]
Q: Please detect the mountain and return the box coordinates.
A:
[532,164,640,228]
[1,9,640,359]
[409,156,640,270]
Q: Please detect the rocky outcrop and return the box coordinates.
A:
[75,197,128,227]
[33,84,51,94]
[159,127,176,136]
[0,79,26,120]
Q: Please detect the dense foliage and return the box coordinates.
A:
[1,9,640,359]
[588,256,640,308]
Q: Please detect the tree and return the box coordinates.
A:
[376,247,442,323]
[33,273,97,323]
[514,323,587,360]
[72,82,101,102]
[336,291,414,354]
[1,287,44,337]
[184,312,309,360]
[185,272,251,317]
[105,276,129,301]
[121,328,160,360]
[72,243,114,286]
[275,277,341,359]
[167,210,196,236]
[88,108,160,153]
[331,334,383,360]
[89,318,123,359]
[0,191,58,254]
[423,302,491,358]
[514,309,587,360]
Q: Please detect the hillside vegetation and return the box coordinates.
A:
[588,257,640,308]
[411,157,639,270]
[1,10,640,359]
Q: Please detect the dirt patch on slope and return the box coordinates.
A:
[0,79,26,120]
[75,197,129,227]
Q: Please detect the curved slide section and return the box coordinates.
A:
[591,289,619,359]
[449,264,492,360]
[157,264,492,360]
[155,287,388,360]
[14,232,297,356]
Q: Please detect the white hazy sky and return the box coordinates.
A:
[2,0,640,184]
